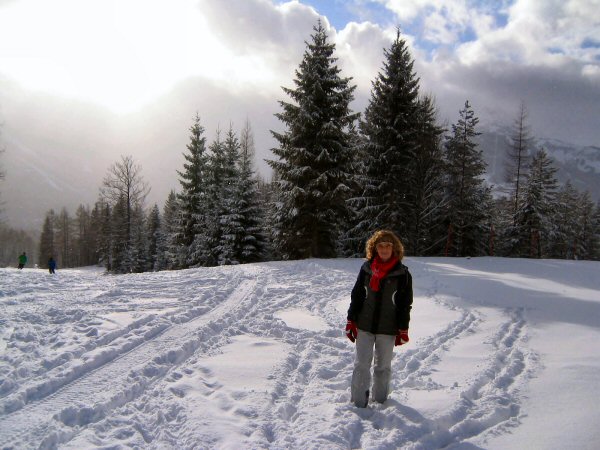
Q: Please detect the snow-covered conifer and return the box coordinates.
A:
[407,95,446,255]
[548,181,579,259]
[237,120,267,263]
[268,20,358,259]
[147,204,161,271]
[350,29,421,248]
[177,114,209,267]
[442,101,493,257]
[162,190,184,270]
[38,209,56,268]
[188,131,225,266]
[216,126,244,265]
[514,148,559,257]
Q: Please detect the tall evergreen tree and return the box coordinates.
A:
[442,101,492,257]
[38,209,56,268]
[162,190,183,270]
[147,204,161,271]
[75,204,95,267]
[267,20,358,259]
[574,190,596,260]
[189,131,225,266]
[217,126,244,265]
[548,181,579,259]
[237,120,267,263]
[257,176,276,261]
[129,205,149,273]
[110,194,129,273]
[340,121,366,256]
[408,95,446,255]
[55,207,74,268]
[592,202,600,260]
[351,29,421,249]
[177,114,209,267]
[515,148,559,257]
[92,199,112,270]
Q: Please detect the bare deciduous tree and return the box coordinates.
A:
[100,155,150,242]
[505,102,533,220]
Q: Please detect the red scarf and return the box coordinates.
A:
[369,255,398,292]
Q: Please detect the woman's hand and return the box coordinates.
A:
[345,320,358,342]
[395,329,409,346]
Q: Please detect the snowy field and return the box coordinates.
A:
[1,257,599,449]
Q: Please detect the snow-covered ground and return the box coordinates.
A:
[1,257,599,449]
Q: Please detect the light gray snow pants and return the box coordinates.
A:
[351,331,395,407]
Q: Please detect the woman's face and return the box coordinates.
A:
[375,241,393,262]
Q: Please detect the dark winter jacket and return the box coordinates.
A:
[347,260,413,335]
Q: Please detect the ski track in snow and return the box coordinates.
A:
[0,260,540,449]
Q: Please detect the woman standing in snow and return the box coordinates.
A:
[345,230,413,408]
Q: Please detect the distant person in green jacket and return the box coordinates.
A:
[18,252,27,269]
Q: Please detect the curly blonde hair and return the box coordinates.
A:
[365,230,404,261]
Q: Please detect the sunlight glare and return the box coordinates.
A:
[0,0,272,113]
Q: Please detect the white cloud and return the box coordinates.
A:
[1,0,599,228]
[0,0,308,113]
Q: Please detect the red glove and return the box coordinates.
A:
[345,320,358,342]
[395,329,409,346]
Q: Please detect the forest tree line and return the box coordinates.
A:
[7,23,600,271]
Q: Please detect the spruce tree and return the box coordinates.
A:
[93,199,112,270]
[268,20,358,259]
[592,202,600,260]
[162,190,183,270]
[351,29,421,249]
[217,126,244,265]
[548,181,579,259]
[55,208,75,268]
[408,95,446,255]
[257,176,276,261]
[189,131,226,266]
[177,114,209,267]
[516,149,559,257]
[75,205,94,267]
[110,194,129,273]
[574,191,596,260]
[237,120,267,263]
[442,101,492,257]
[340,121,366,256]
[147,204,161,271]
[38,210,56,268]
[129,205,149,273]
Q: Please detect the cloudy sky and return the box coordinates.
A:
[0,0,599,228]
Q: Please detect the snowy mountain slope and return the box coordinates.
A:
[1,258,599,449]
[478,128,600,200]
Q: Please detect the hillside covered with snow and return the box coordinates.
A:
[1,257,599,449]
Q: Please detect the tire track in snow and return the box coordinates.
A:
[58,263,274,449]
[1,272,230,413]
[0,272,257,450]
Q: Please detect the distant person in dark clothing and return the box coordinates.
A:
[48,257,57,274]
[18,252,27,269]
